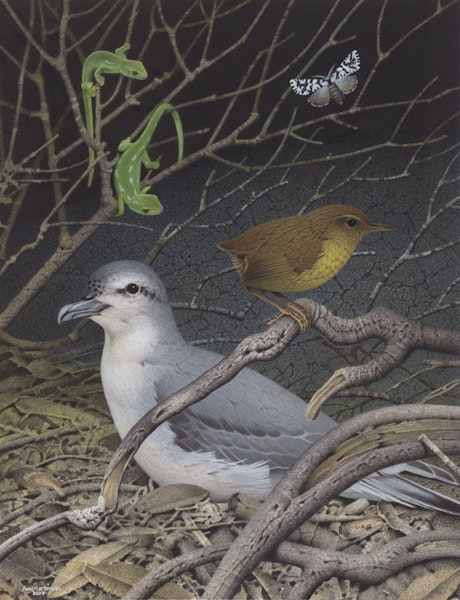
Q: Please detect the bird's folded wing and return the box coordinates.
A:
[168,407,310,470]
[148,347,336,471]
[240,252,299,286]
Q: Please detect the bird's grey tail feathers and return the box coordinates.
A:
[396,460,460,487]
[349,469,460,516]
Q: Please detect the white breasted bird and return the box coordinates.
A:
[58,261,460,514]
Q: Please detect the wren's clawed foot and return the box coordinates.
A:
[246,287,311,333]
[265,301,311,333]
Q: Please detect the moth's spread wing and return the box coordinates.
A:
[334,74,358,95]
[307,85,331,107]
[289,76,326,96]
[331,50,360,80]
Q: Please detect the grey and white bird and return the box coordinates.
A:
[58,261,460,514]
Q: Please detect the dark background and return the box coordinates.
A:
[1,4,459,595]
[0,0,459,417]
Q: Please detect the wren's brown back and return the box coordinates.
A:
[218,204,394,294]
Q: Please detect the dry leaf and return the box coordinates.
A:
[229,493,262,521]
[151,582,196,599]
[48,573,87,598]
[16,397,85,423]
[0,548,46,581]
[332,517,383,539]
[399,567,460,600]
[253,565,282,599]
[12,467,62,492]
[83,562,148,597]
[49,541,134,598]
[135,483,209,515]
[379,501,416,535]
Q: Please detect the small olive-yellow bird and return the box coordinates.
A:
[218,204,394,331]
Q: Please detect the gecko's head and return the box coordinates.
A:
[126,60,148,80]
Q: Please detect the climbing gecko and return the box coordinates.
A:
[113,103,184,216]
[81,43,147,186]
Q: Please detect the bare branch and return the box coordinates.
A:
[280,531,460,600]
[300,301,460,418]
[203,405,460,599]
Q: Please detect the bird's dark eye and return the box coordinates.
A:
[345,218,358,228]
[125,283,140,295]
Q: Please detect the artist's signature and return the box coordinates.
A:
[22,584,61,597]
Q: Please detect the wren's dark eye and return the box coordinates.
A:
[125,283,140,295]
[345,218,358,228]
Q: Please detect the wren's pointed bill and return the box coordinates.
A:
[218,204,395,331]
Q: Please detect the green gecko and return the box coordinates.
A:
[81,43,148,187]
[113,103,184,216]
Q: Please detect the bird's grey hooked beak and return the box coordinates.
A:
[58,297,109,323]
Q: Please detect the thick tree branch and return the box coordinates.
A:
[203,405,460,599]
[295,301,460,418]
[279,531,460,600]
